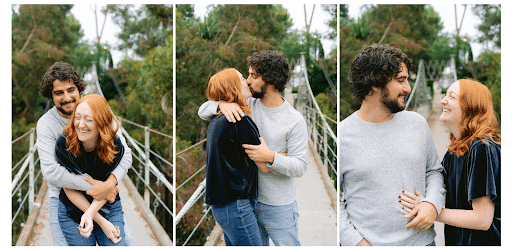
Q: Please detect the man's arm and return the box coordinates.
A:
[339,191,366,246]
[37,121,91,191]
[198,100,245,123]
[262,120,308,177]
[198,100,221,121]
[86,130,131,201]
[420,128,446,215]
[404,125,445,231]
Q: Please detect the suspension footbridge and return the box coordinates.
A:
[12,63,173,246]
[176,53,338,246]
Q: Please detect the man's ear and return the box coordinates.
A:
[369,85,381,96]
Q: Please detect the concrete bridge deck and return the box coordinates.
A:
[18,176,168,246]
[428,82,452,246]
[281,87,337,246]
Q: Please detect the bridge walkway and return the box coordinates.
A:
[284,87,337,246]
[428,82,451,246]
[22,176,163,246]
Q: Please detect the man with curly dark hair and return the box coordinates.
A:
[36,62,133,246]
[199,50,308,246]
[338,45,445,246]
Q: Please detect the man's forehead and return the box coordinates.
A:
[397,63,409,78]
[52,79,76,91]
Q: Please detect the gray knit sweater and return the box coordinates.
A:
[338,110,445,246]
[36,107,132,199]
[198,97,308,205]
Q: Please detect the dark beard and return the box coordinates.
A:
[250,83,268,99]
[56,100,75,116]
[381,86,405,114]
[56,106,73,116]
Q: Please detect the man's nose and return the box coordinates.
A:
[404,80,411,94]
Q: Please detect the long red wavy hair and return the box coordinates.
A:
[63,94,120,163]
[447,79,501,157]
[207,68,251,116]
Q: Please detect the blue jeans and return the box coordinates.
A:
[58,199,126,246]
[255,201,300,246]
[49,197,132,246]
[211,199,262,246]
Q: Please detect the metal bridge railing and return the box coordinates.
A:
[175,138,213,246]
[11,119,174,244]
[294,53,338,187]
[406,56,457,120]
[116,117,174,229]
[12,128,42,232]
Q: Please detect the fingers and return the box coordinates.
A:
[242,144,257,150]
[259,137,265,145]
[83,176,93,183]
[414,189,424,198]
[399,193,416,204]
[107,226,122,244]
[400,199,415,210]
[402,205,412,213]
[404,206,418,219]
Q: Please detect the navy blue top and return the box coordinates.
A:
[205,114,260,206]
[442,139,501,246]
[55,133,124,223]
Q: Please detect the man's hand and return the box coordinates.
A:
[404,201,437,231]
[84,175,118,203]
[357,238,371,246]
[242,137,275,164]
[218,101,244,123]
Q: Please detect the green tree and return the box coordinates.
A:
[473,4,501,48]
[12,4,83,123]
[108,4,173,58]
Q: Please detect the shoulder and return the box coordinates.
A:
[470,139,501,154]
[396,110,427,124]
[36,108,56,130]
[56,133,67,147]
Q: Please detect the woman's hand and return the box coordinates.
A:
[98,219,122,244]
[219,101,244,123]
[399,189,424,212]
[78,211,94,238]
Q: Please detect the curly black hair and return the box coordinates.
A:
[348,44,412,102]
[39,62,87,100]
[247,50,290,93]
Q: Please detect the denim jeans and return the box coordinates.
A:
[58,199,126,246]
[211,199,262,246]
[255,201,300,246]
[49,197,132,246]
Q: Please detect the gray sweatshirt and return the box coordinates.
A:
[198,97,308,206]
[338,110,445,246]
[36,106,132,199]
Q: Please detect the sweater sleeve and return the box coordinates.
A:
[420,123,446,215]
[198,100,221,121]
[267,117,308,177]
[36,121,91,191]
[339,185,365,246]
[110,128,131,184]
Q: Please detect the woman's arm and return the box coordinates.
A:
[436,195,495,231]
[62,188,108,223]
[63,188,121,243]
[400,191,495,231]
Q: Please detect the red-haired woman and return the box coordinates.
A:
[204,68,263,245]
[55,94,126,246]
[399,79,501,245]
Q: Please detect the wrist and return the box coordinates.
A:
[268,151,275,164]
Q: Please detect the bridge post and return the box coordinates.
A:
[323,120,328,168]
[144,126,150,206]
[28,128,35,213]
